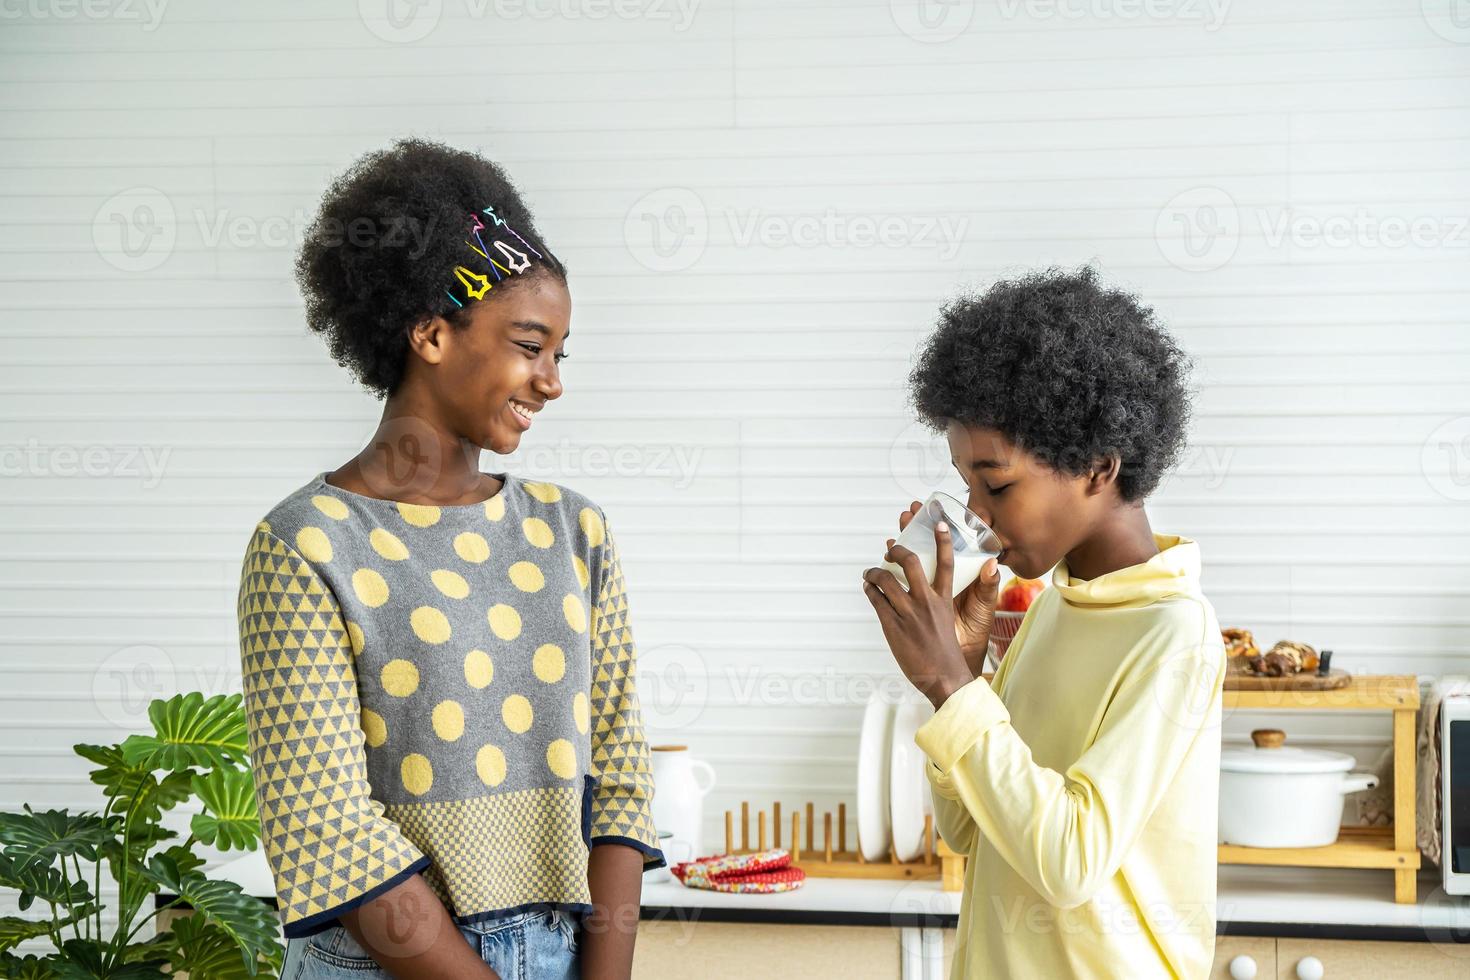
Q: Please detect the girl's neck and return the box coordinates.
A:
[1063,504,1159,581]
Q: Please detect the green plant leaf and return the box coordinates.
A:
[0,950,60,979]
[138,856,279,970]
[168,913,280,979]
[155,846,205,879]
[0,854,92,912]
[50,939,167,979]
[189,770,260,852]
[120,694,248,773]
[75,744,192,824]
[0,903,95,955]
[0,808,113,873]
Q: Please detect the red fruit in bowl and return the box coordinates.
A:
[998,577,1045,612]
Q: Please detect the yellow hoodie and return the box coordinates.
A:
[915,534,1225,979]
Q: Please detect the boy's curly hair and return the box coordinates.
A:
[908,266,1193,502]
[294,137,566,399]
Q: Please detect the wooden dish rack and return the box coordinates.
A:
[721,800,966,891]
[1218,673,1421,903]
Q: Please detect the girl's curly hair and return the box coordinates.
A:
[294,137,566,399]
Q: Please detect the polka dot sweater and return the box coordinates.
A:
[236,470,665,939]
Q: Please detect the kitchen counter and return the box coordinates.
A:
[193,853,1469,943]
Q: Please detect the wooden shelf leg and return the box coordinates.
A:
[1393,705,1417,904]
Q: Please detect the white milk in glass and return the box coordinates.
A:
[878,491,1000,597]
[881,546,986,597]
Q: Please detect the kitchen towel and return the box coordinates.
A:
[670,848,806,893]
[1355,674,1470,868]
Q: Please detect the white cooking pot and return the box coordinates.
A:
[1218,729,1379,848]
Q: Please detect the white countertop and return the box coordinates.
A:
[202,852,1470,935]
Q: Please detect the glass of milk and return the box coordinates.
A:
[880,491,1003,597]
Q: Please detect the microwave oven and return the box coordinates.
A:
[1445,696,1470,895]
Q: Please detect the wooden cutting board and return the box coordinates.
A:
[1224,668,1352,691]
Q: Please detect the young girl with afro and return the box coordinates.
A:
[237,138,664,980]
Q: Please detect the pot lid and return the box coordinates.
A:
[1220,728,1356,775]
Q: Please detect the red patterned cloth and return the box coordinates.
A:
[670,848,806,893]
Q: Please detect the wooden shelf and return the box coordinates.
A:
[1223,673,1419,710]
[1220,673,1421,903]
[1219,825,1421,870]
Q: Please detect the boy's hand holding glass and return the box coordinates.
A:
[863,500,1003,709]
[892,498,1003,672]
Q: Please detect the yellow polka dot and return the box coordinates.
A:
[352,568,389,607]
[502,694,533,733]
[572,555,589,590]
[381,659,419,697]
[295,526,333,563]
[311,495,348,520]
[579,507,605,548]
[361,707,387,747]
[487,604,522,641]
[573,691,589,734]
[454,532,490,564]
[476,744,507,786]
[522,517,554,549]
[464,649,494,688]
[546,738,577,779]
[484,495,506,521]
[508,561,545,593]
[401,753,433,795]
[432,569,470,599]
[432,700,464,741]
[533,644,566,683]
[346,621,365,657]
[370,527,409,561]
[410,606,451,645]
[397,502,440,528]
[563,593,587,633]
[521,481,562,504]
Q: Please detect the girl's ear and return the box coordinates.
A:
[1085,454,1122,496]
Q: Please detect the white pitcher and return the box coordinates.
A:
[649,744,716,861]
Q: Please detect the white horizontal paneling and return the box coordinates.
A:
[2,1,1469,944]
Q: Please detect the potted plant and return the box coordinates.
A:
[0,692,283,978]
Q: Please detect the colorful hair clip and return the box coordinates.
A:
[443,205,550,308]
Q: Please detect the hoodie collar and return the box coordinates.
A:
[1050,533,1201,607]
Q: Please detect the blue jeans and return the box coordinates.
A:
[278,908,580,980]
